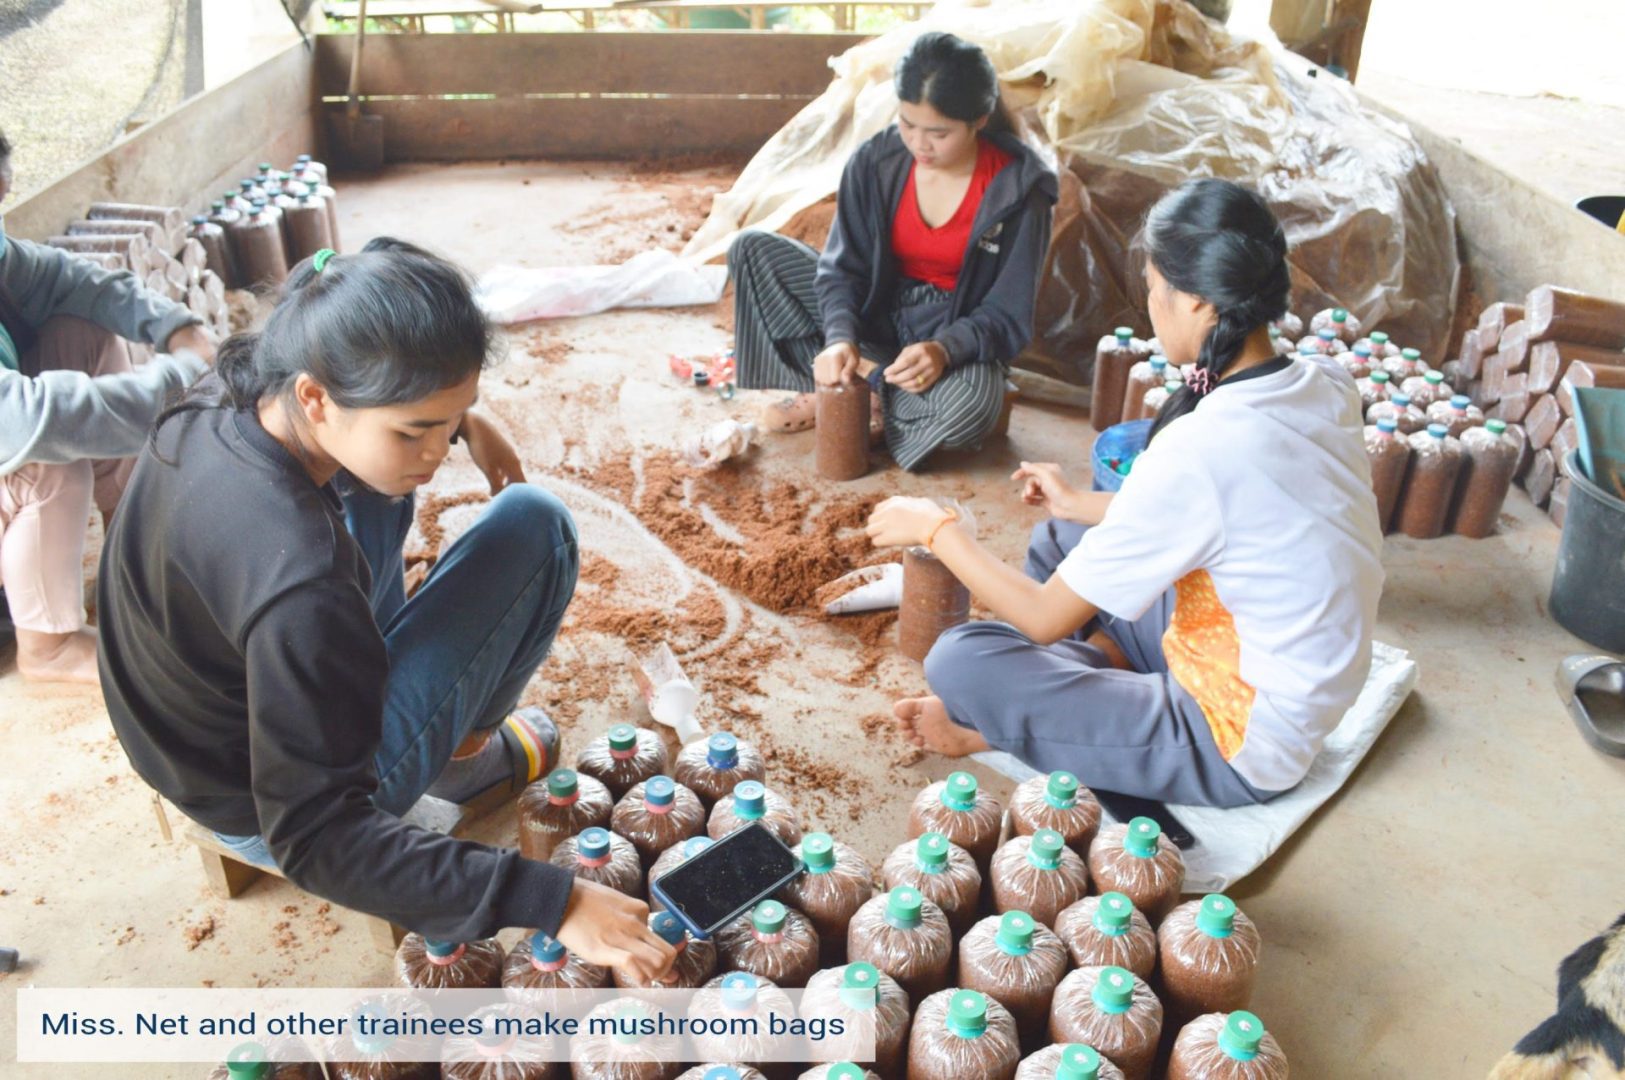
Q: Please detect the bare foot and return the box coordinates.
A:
[760,393,816,433]
[15,628,101,685]
[894,695,990,757]
[1087,628,1132,671]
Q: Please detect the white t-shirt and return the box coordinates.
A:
[1057,353,1384,792]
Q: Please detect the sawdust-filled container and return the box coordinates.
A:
[1054,892,1157,982]
[898,547,970,662]
[801,962,911,1077]
[612,775,706,868]
[907,771,1003,876]
[550,826,643,897]
[716,899,822,988]
[845,885,952,1005]
[518,767,613,862]
[578,724,670,801]
[957,911,1071,1040]
[674,732,766,808]
[708,780,804,847]
[1087,818,1185,926]
[906,989,1020,1080]
[880,831,981,937]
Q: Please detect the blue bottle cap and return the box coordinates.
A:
[650,911,686,945]
[733,780,767,819]
[707,732,740,769]
[530,931,566,964]
[578,827,612,860]
[720,971,759,1010]
[681,836,715,860]
[644,776,676,808]
[1428,423,1448,439]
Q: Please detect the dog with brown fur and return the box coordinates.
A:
[1489,912,1625,1078]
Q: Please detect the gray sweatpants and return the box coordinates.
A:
[923,518,1283,808]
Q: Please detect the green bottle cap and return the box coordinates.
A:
[1219,1010,1266,1060]
[995,911,1035,956]
[1123,816,1161,858]
[1028,829,1066,870]
[1056,1044,1102,1080]
[1425,371,1444,385]
[940,771,979,811]
[1093,892,1134,936]
[1091,966,1135,1014]
[946,990,989,1038]
[546,768,579,799]
[1115,326,1133,342]
[423,939,461,958]
[752,899,788,936]
[731,779,766,819]
[1486,418,1507,434]
[1044,771,1079,809]
[840,962,881,1011]
[610,1003,647,1045]
[1197,894,1238,938]
[225,1044,269,1080]
[1268,326,1280,340]
[1370,370,1390,384]
[801,832,836,873]
[826,1066,866,1080]
[1332,308,1348,322]
[1402,347,1422,361]
[607,724,638,752]
[916,832,950,873]
[1370,331,1389,345]
[1150,355,1167,371]
[884,886,923,930]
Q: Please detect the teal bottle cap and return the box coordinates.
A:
[1317,328,1336,340]
[916,831,950,872]
[643,776,676,808]
[1486,418,1507,434]
[1091,966,1135,1014]
[1450,394,1471,409]
[1220,1010,1267,1060]
[826,1066,866,1080]
[610,1002,647,1045]
[531,931,566,964]
[1425,371,1444,385]
[1268,325,1280,339]
[885,886,923,930]
[1164,378,1184,391]
[1332,308,1348,321]
[547,768,579,799]
[650,911,686,945]
[1115,326,1133,341]
[840,962,881,1010]
[1094,892,1134,935]
[577,827,612,861]
[1045,771,1079,808]
[681,836,715,860]
[801,832,836,873]
[224,1043,269,1080]
[1428,423,1448,439]
[350,1003,393,1055]
[1402,347,1422,361]
[1392,393,1412,406]
[704,1068,743,1080]
[1371,330,1389,344]
[1370,370,1390,383]
[1123,816,1161,858]
[1056,1044,1102,1080]
[424,939,461,958]
[1353,343,1372,358]
[1376,417,1398,435]
[1028,829,1066,870]
[1150,355,1167,370]
[732,780,766,819]
[752,899,788,936]
[1197,894,1238,938]
[940,771,979,811]
[946,990,989,1038]
[707,732,739,769]
[996,910,1035,955]
[720,971,759,1011]
[607,724,638,751]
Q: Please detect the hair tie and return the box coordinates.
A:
[312,248,336,273]
[1187,367,1215,396]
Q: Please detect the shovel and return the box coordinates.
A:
[326,0,385,170]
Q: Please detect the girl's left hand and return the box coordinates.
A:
[866,495,953,549]
[460,409,527,494]
[884,341,949,394]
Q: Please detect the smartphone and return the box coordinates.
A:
[1093,789,1198,850]
[650,823,802,939]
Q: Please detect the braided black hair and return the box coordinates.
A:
[1141,179,1291,440]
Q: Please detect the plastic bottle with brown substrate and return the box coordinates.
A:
[1310,306,1361,342]
[802,962,911,1076]
[1382,346,1428,381]
[578,724,671,800]
[846,885,952,1004]
[1367,392,1424,436]
[251,196,291,262]
[615,911,717,992]
[1054,892,1158,982]
[1121,355,1168,423]
[991,829,1090,929]
[1015,1044,1126,1080]
[188,215,238,292]
[1009,771,1102,859]
[1272,313,1303,340]
[778,833,876,962]
[908,989,1020,1080]
[689,973,802,1071]
[798,1066,880,1080]
[1428,393,1484,438]
[816,381,869,481]
[709,780,804,847]
[517,767,613,862]
[285,184,333,264]
[1092,327,1151,432]
[571,997,684,1080]
[958,910,1070,1040]
[1310,328,1347,355]
[292,153,329,184]
[907,771,1003,876]
[880,831,981,937]
[1339,343,1373,379]
[1451,418,1519,539]
[504,930,612,1009]
[1364,418,1410,533]
[205,1044,322,1080]
[717,899,822,988]
[393,933,504,990]
[1356,330,1398,360]
[676,1067,768,1080]
[1357,369,1392,411]
[1087,817,1185,926]
[1166,1011,1288,1080]
[898,546,970,662]
[674,732,767,808]
[1141,377,1182,420]
[550,826,643,897]
[443,1003,562,1080]
[649,835,714,912]
[327,992,440,1080]
[1269,327,1293,357]
[1157,895,1261,1027]
[1048,966,1162,1080]
[613,775,706,868]
[291,167,342,251]
[230,203,288,289]
[1395,424,1465,540]
[1401,369,1452,409]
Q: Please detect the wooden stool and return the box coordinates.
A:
[155,793,469,951]
[992,379,1021,438]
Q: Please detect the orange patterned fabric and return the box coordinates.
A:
[1162,569,1256,760]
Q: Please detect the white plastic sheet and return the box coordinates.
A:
[476,249,727,323]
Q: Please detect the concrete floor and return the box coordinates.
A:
[3,161,1624,1079]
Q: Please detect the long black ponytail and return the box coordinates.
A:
[894,31,1017,135]
[1141,179,1291,440]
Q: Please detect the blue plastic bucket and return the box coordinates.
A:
[1091,419,1153,492]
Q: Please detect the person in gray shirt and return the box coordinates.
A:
[0,129,215,683]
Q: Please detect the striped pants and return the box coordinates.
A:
[727,229,1007,472]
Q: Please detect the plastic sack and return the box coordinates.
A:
[517,767,613,862]
[716,899,822,988]
[632,646,706,748]
[615,912,718,993]
[1087,818,1186,925]
[777,833,878,953]
[612,776,707,867]
[1008,770,1103,857]
[689,973,801,1066]
[1049,966,1164,1080]
[801,962,912,1074]
[845,886,953,1004]
[821,563,904,616]
[570,997,684,1080]
[1091,420,1153,494]
[393,934,504,991]
[684,419,760,469]
[649,836,716,913]
[708,780,805,847]
[1157,896,1262,1025]
[441,1003,559,1080]
[990,830,1091,929]
[958,911,1072,1039]
[674,732,767,808]
[907,989,1022,1080]
[1166,1011,1288,1079]
[477,249,727,323]
[328,992,440,1080]
[503,930,612,1002]
[908,771,1005,873]
[1017,1044,1126,1080]
[550,826,644,898]
[1054,892,1158,981]
[880,831,982,937]
[577,724,671,801]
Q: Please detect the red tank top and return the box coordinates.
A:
[891,138,1013,291]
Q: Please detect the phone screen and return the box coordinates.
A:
[651,823,802,936]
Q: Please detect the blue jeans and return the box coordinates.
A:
[215,482,579,867]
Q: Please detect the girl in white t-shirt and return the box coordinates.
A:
[865,179,1384,807]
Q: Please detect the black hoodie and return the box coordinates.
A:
[814,125,1059,367]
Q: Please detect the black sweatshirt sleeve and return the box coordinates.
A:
[934,188,1055,368]
[814,148,876,348]
[243,581,574,940]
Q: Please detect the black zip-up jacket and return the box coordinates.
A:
[815,125,1058,367]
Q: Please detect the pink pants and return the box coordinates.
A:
[0,317,136,633]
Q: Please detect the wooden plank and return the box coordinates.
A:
[314,31,859,97]
[8,43,318,242]
[339,95,816,160]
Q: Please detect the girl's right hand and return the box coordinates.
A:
[1012,461,1077,518]
[553,879,676,983]
[813,341,861,387]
